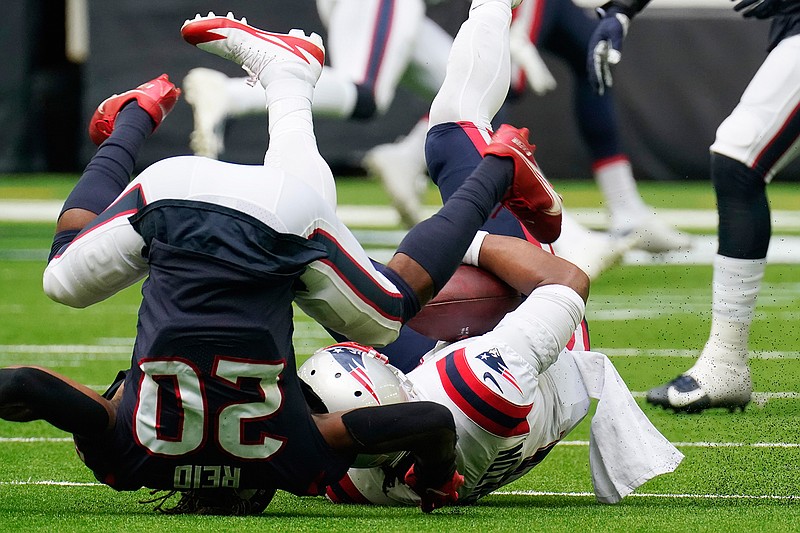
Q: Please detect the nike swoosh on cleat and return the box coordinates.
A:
[666,385,707,408]
[507,145,562,216]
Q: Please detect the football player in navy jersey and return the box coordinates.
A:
[0,1,571,515]
[506,0,692,256]
[588,0,800,413]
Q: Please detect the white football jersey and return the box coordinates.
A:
[326,338,591,505]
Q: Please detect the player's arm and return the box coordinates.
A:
[314,402,463,512]
[0,366,117,436]
[467,232,590,302]
[465,233,588,375]
[587,0,653,95]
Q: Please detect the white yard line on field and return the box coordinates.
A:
[4,202,800,264]
[598,349,800,360]
[3,201,800,230]
[1,482,797,501]
[494,490,800,501]
[555,440,800,448]
[3,437,797,448]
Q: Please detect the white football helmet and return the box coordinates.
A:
[298,342,415,468]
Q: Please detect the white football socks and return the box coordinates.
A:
[263,75,337,208]
[594,157,649,232]
[687,254,765,396]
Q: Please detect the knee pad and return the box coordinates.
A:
[711,153,770,259]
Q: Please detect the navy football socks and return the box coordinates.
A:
[712,153,770,260]
[395,155,513,295]
[60,101,155,217]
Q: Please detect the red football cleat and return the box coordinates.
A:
[88,74,181,146]
[482,124,563,243]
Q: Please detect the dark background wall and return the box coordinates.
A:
[2,1,797,182]
[1,0,81,172]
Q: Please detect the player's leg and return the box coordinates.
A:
[363,118,431,227]
[182,11,556,347]
[393,0,565,295]
[647,34,800,413]
[426,0,513,205]
[44,76,181,307]
[378,0,575,365]
[501,0,634,277]
[322,0,425,119]
[182,67,268,159]
[256,32,339,209]
[537,0,690,253]
[181,15,408,345]
[183,0,424,159]
[363,17,454,228]
[182,62,394,160]
[0,367,115,436]
[324,0,452,227]
[55,75,180,241]
[509,0,555,96]
[427,0,562,244]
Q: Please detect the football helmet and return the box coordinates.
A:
[298,342,414,468]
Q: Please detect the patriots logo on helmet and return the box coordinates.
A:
[328,346,380,403]
[475,348,522,395]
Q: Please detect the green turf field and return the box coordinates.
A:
[0,177,798,532]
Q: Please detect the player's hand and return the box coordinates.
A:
[586,7,630,95]
[404,464,465,513]
[733,0,800,18]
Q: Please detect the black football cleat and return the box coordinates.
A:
[646,374,750,414]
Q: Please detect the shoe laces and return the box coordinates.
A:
[229,43,274,87]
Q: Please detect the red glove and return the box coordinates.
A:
[404,464,465,513]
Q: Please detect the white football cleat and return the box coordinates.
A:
[363,141,427,229]
[646,362,751,413]
[612,213,693,253]
[183,68,230,159]
[181,12,325,87]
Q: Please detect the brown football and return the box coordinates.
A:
[406,265,523,342]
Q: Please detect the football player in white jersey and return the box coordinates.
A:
[588,0,800,413]
[301,312,682,507]
[299,0,683,509]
